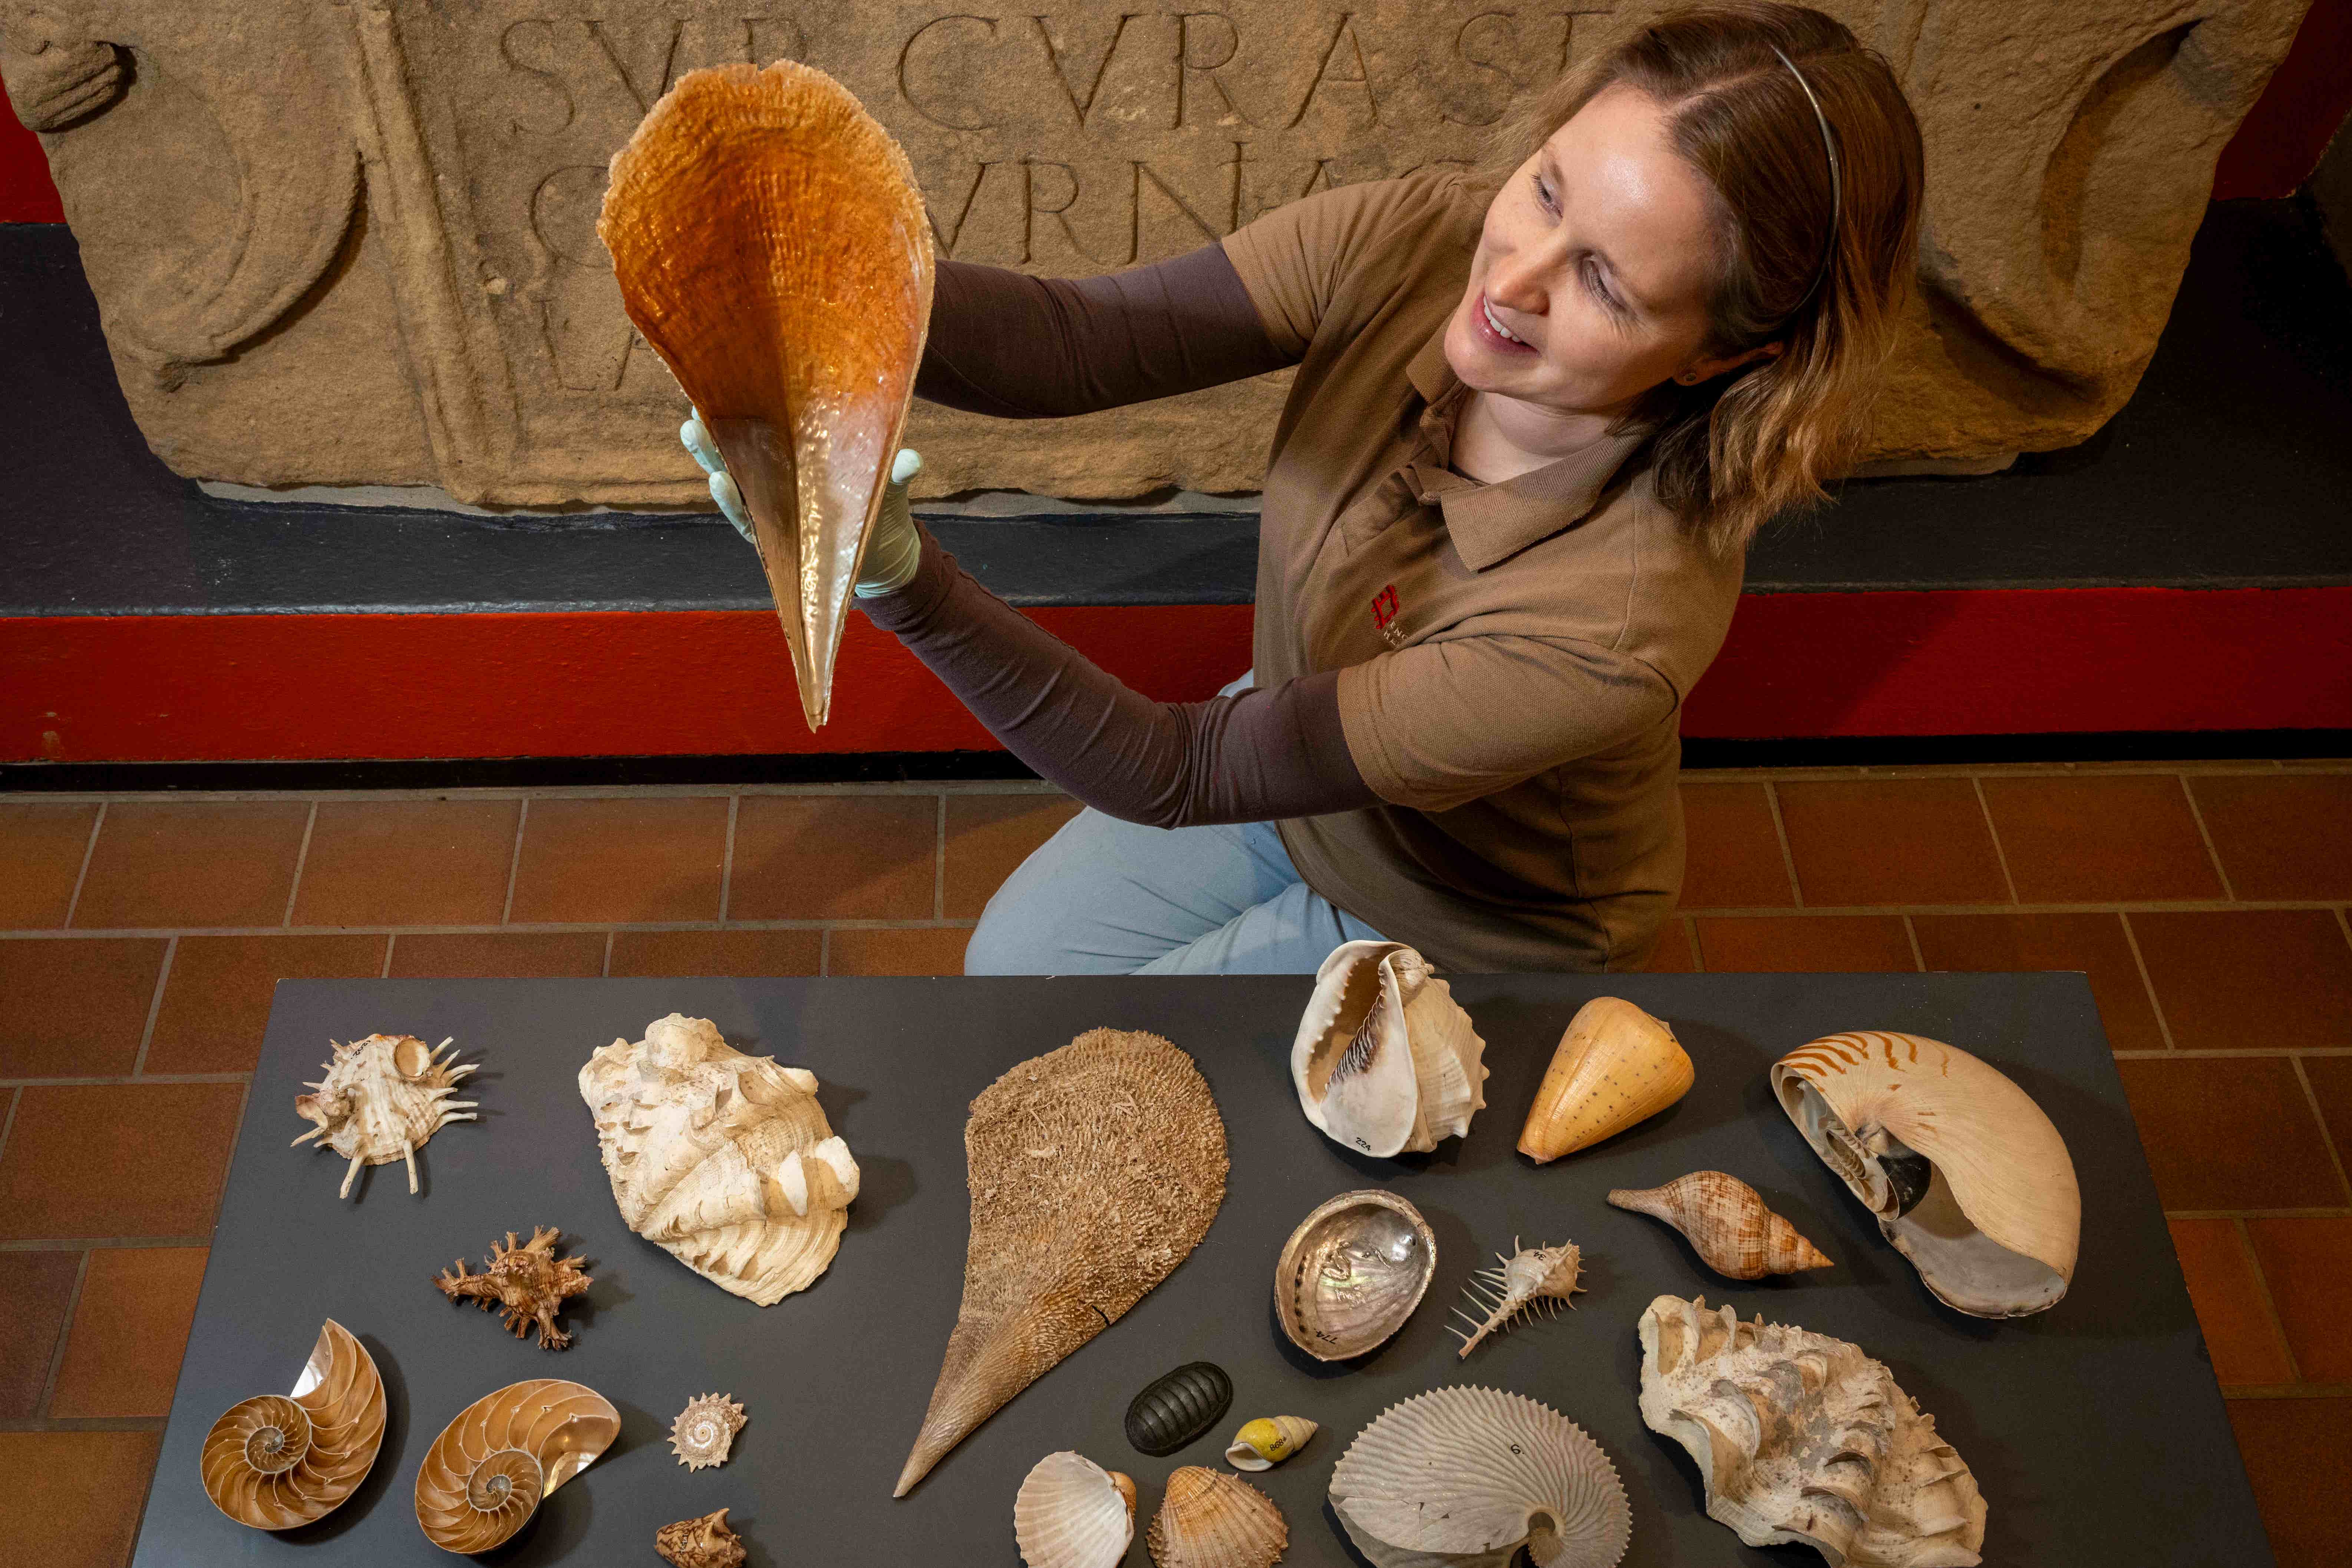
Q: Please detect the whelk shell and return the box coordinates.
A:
[1274,1189,1436,1361]
[1637,1294,1985,1566]
[1225,1416,1317,1471]
[896,1028,1227,1495]
[412,1378,619,1554]
[1014,1450,1135,1568]
[1330,1385,1630,1568]
[199,1320,386,1531]
[601,62,933,730]
[578,1014,860,1307]
[1774,1031,2079,1317]
[1518,998,1691,1162]
[1451,1237,1585,1358]
[1147,1466,1287,1568]
[669,1391,747,1470]
[1293,941,1488,1157]
[291,1033,477,1198]
[1607,1171,1833,1280]
[1126,1361,1233,1457]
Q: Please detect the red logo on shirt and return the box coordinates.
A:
[1370,584,1399,630]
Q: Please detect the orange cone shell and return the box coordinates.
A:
[1518,997,1693,1162]
[600,62,934,730]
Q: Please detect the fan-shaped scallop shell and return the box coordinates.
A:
[579,1014,860,1306]
[1330,1386,1630,1568]
[1292,941,1488,1157]
[413,1378,619,1554]
[601,61,933,731]
[1015,1451,1135,1568]
[199,1320,386,1530]
[1147,1465,1287,1568]
[1126,1361,1233,1457]
[1275,1189,1436,1361]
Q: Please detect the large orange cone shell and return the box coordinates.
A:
[1518,997,1693,1162]
[600,62,933,730]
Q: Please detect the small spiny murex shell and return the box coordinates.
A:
[669,1391,747,1470]
[1126,1361,1233,1457]
[291,1033,477,1198]
[1330,1385,1630,1568]
[1225,1416,1317,1471]
[656,1507,748,1567]
[413,1378,618,1554]
[199,1320,386,1530]
[1451,1237,1585,1358]
[1608,1171,1833,1280]
[433,1226,592,1349]
[1147,1465,1287,1568]
[1014,1450,1135,1568]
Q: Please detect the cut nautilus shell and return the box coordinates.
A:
[1148,1465,1287,1568]
[579,1014,860,1306]
[199,1320,386,1530]
[291,1033,477,1198]
[1638,1294,1986,1566]
[1330,1385,1631,1568]
[1225,1416,1317,1472]
[602,61,934,730]
[1293,940,1488,1157]
[1518,997,1691,1162]
[1608,1171,1833,1281]
[413,1379,620,1554]
[1014,1450,1136,1568]
[1774,1031,2079,1317]
[1274,1188,1436,1361]
[1451,1237,1585,1358]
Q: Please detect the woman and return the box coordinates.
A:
[688,3,1924,975]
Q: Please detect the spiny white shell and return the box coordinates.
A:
[1014,1451,1133,1568]
[1293,941,1488,1157]
[1450,1239,1584,1359]
[669,1392,746,1470]
[291,1034,478,1198]
[1330,1386,1630,1568]
[578,1015,859,1306]
[1148,1466,1287,1568]
[1637,1295,1985,1567]
[1773,1031,2078,1317]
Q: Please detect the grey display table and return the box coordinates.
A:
[135,974,2269,1566]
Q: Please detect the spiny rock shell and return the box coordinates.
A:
[579,1013,860,1307]
[1330,1385,1630,1568]
[1518,998,1691,1162]
[896,1028,1227,1495]
[1226,1416,1317,1472]
[670,1391,748,1470]
[291,1033,477,1198]
[433,1225,592,1349]
[1451,1237,1585,1358]
[199,1320,386,1530]
[1608,1171,1833,1280]
[1637,1294,1986,1567]
[1293,940,1488,1157]
[601,61,933,731]
[1774,1031,2078,1317]
[1015,1451,1135,1568]
[1274,1188,1436,1361]
[1147,1465,1287,1568]
[413,1379,619,1554]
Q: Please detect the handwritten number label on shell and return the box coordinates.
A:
[1126,1362,1233,1457]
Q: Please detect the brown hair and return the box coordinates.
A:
[1471,3,1924,555]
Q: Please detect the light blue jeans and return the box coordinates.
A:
[964,673,1389,975]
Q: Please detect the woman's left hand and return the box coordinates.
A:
[680,410,924,597]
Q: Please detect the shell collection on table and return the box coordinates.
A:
[200,928,2082,1565]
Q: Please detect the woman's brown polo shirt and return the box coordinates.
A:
[1220,169,1746,972]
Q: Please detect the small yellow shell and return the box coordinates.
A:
[1224,1416,1318,1471]
[1519,998,1693,1162]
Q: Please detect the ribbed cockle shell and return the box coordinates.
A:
[1014,1451,1135,1568]
[1147,1466,1287,1568]
[199,1320,386,1530]
[1292,940,1487,1157]
[1518,998,1692,1162]
[601,62,933,730]
[1608,1171,1833,1280]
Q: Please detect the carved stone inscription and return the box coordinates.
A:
[0,0,2317,505]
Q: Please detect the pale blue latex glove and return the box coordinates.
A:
[681,411,924,596]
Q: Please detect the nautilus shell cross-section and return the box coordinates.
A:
[600,60,935,730]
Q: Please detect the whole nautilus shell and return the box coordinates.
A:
[199,1320,386,1530]
[1274,1189,1437,1360]
[413,1379,619,1554]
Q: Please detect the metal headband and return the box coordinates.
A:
[1770,45,1841,310]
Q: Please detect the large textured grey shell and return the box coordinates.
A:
[896,1028,1228,1495]
[1125,1361,1233,1457]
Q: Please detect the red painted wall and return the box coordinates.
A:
[0,69,63,222]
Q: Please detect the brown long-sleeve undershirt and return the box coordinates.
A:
[863,249,1382,828]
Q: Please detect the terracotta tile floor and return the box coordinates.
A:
[2,763,2348,1564]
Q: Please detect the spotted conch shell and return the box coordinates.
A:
[1637,1295,1986,1567]
[897,1028,1227,1496]
[199,1320,386,1530]
[1293,940,1488,1157]
[601,61,933,730]
[1330,1385,1631,1568]
[1014,1450,1135,1568]
[1518,998,1691,1162]
[578,1014,858,1305]
[413,1379,619,1554]
[1773,1031,2079,1317]
[1608,1171,1833,1280]
[291,1034,477,1198]
[1147,1466,1287,1568]
[1451,1237,1585,1358]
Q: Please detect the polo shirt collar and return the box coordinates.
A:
[1404,324,1655,571]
